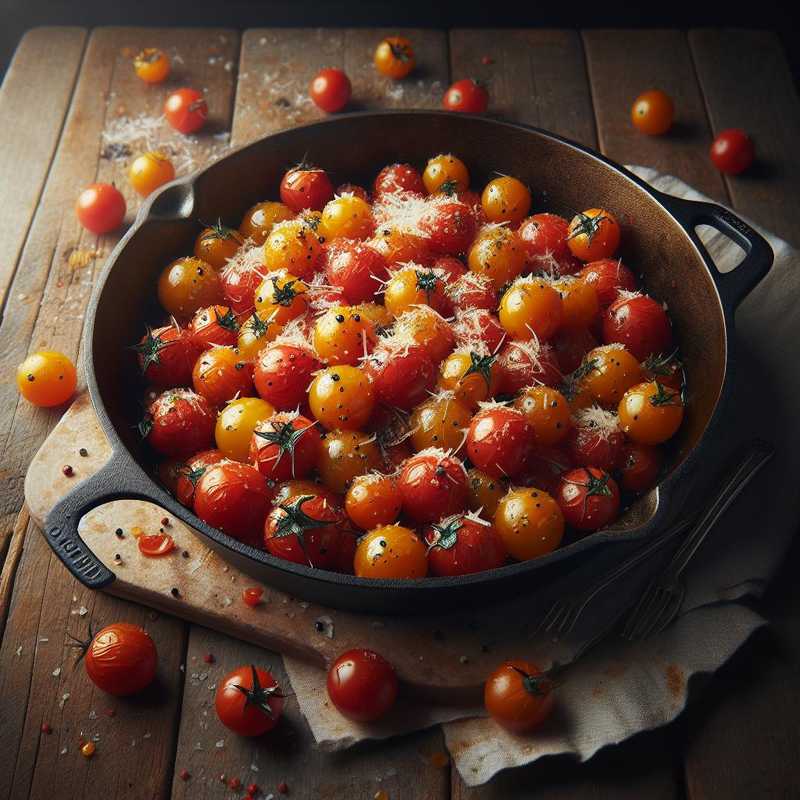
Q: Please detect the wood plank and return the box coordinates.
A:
[582,29,727,202]
[449,29,597,147]
[0,27,239,800]
[689,29,800,245]
[0,27,87,314]
[233,27,449,145]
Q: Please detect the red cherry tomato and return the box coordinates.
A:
[424,514,507,576]
[279,165,334,212]
[517,213,580,275]
[309,68,352,113]
[250,413,321,482]
[443,79,489,113]
[578,259,638,307]
[189,304,240,349]
[484,660,555,734]
[710,129,755,175]
[466,405,533,479]
[373,163,425,198]
[324,240,389,304]
[619,441,663,493]
[364,346,437,411]
[137,532,176,557]
[556,467,621,532]
[254,342,322,410]
[175,448,224,507]
[517,444,574,496]
[215,665,284,736]
[602,294,673,361]
[496,341,563,395]
[326,649,398,722]
[419,199,477,256]
[145,389,215,458]
[397,450,469,524]
[134,324,200,387]
[164,88,208,134]
[76,183,126,234]
[565,410,624,472]
[84,623,157,696]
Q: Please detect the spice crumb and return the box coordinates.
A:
[170,587,180,598]
[62,465,74,477]
[79,448,88,457]
[115,528,124,538]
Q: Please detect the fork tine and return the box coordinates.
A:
[647,586,686,639]
[535,600,566,636]
[637,593,679,640]
[555,605,580,638]
[623,586,666,640]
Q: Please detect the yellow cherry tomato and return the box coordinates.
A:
[254,272,308,325]
[345,473,402,529]
[567,209,621,262]
[16,350,77,407]
[263,220,323,277]
[437,350,500,409]
[239,201,294,245]
[631,89,674,136]
[128,151,175,197]
[467,225,526,290]
[481,176,531,225]
[237,310,283,361]
[582,345,643,407]
[467,468,508,518]
[320,195,374,241]
[194,221,243,270]
[373,36,416,80]
[409,392,472,452]
[157,256,223,320]
[514,386,571,446]
[498,278,564,341]
[552,277,599,330]
[133,48,171,84]
[215,397,275,461]
[494,488,564,561]
[308,365,375,431]
[618,381,684,445]
[318,429,382,493]
[354,525,428,579]
[352,302,393,332]
[422,154,470,195]
[313,305,378,366]
[383,265,450,318]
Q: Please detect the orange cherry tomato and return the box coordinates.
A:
[499,278,564,341]
[493,488,564,561]
[383,265,451,317]
[581,344,643,407]
[164,88,208,134]
[192,346,254,407]
[317,429,382,494]
[422,154,470,195]
[409,391,472,452]
[354,525,428,579]
[137,532,176,557]
[320,194,374,241]
[76,183,126,234]
[308,365,375,431]
[484,660,556,734]
[514,385,571,446]
[567,209,621,262]
[16,350,77,407]
[236,311,283,361]
[194,221,243,269]
[618,380,684,445]
[481,176,531,225]
[254,272,308,325]
[467,468,509,518]
[133,48,171,84]
[313,305,378,366]
[84,623,158,696]
[157,256,223,320]
[374,37,416,80]
[345,474,402,530]
[129,151,175,197]
[437,350,500,409]
[263,220,323,278]
[467,225,526,290]
[631,89,675,135]
[552,277,599,330]
[239,201,294,245]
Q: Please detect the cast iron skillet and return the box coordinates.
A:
[43,111,773,614]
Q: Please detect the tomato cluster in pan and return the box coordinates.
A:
[137,155,686,580]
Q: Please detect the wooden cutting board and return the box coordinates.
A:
[28,393,620,702]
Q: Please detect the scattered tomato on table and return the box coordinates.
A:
[215,664,284,736]
[310,67,352,113]
[327,648,398,722]
[631,89,674,135]
[443,78,489,113]
[79,622,158,696]
[76,182,126,234]
[133,47,171,84]
[484,660,556,733]
[710,128,755,175]
[164,87,208,134]
[16,350,77,407]
[374,36,416,79]
[128,151,175,197]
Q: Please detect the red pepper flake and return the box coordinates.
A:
[62,465,74,477]
[203,653,215,664]
[277,781,289,794]
[161,517,170,526]
[247,784,259,795]
[481,55,494,65]
[41,723,52,735]
[179,768,190,781]
[228,776,242,790]
[242,587,264,608]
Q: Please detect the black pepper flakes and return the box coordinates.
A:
[115,528,124,538]
[79,448,88,457]
[170,587,180,598]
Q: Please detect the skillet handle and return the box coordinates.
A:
[43,450,153,589]
[661,194,773,310]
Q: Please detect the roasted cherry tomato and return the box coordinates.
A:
[602,294,672,361]
[631,89,674,135]
[138,532,176,557]
[578,258,638,307]
[313,305,378,366]
[354,525,428,578]
[499,277,564,342]
[373,162,426,198]
[250,412,321,481]
[567,209,621,262]
[443,78,489,113]
[452,308,505,354]
[556,466,621,532]
[318,429,382,494]
[262,221,323,278]
[484,660,555,734]
[552,276,599,330]
[384,265,452,317]
[466,405,533,479]
[192,346,253,407]
[194,461,273,547]
[620,441,663,493]
[419,198,477,256]
[133,48,171,84]
[254,341,321,410]
[565,406,625,471]
[517,444,574,496]
[447,271,497,313]
[345,473,401,530]
[641,351,684,392]
[76,183,126,234]
[327,649,398,722]
[363,344,438,412]
[194,221,243,269]
[157,256,223,320]
[215,665,284,736]
[254,272,309,324]
[710,129,755,175]
[374,36,415,79]
[517,213,580,275]
[437,350,500,409]
[467,225,526,290]
[321,194,374,241]
[580,344,643,407]
[239,200,294,245]
[515,385,571,446]
[310,68,352,113]
[273,479,342,509]
[496,340,562,394]
[481,176,531,226]
[164,88,208,134]
[424,513,507,576]
[84,623,158,696]
[618,380,684,445]
[409,391,472,452]
[265,494,354,570]
[280,165,335,212]
[397,450,469,524]
[392,305,455,363]
[145,389,215,458]
[324,240,389,304]
[175,448,224,506]
[215,397,275,461]
[190,304,240,349]
[551,326,598,374]
[16,350,77,407]
[236,311,282,361]
[308,365,375,431]
[466,468,509,518]
[129,151,175,197]
[368,226,431,266]
[422,153,470,195]
[494,488,564,561]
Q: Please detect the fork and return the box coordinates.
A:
[621,439,774,641]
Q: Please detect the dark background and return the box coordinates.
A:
[1,0,799,80]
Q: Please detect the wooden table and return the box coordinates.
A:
[0,26,798,800]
